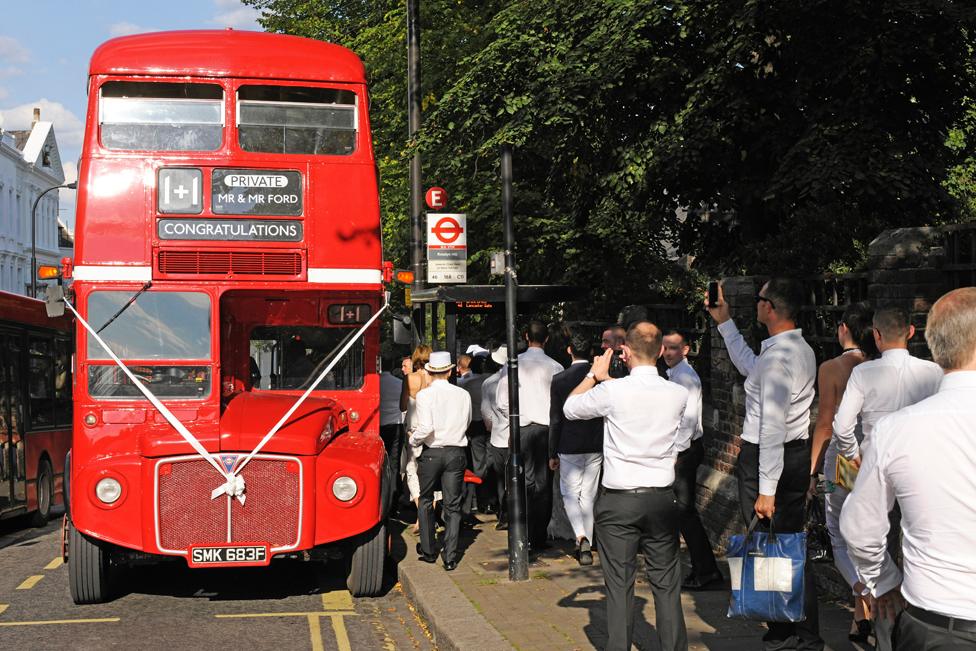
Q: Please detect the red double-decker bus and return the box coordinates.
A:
[0,291,72,527]
[57,30,390,603]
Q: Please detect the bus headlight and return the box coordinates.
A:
[95,477,123,504]
[332,476,358,502]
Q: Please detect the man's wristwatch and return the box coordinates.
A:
[585,371,597,381]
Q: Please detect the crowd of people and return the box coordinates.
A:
[377,281,976,651]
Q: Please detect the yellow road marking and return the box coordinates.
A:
[322,590,353,611]
[215,611,356,619]
[16,576,43,590]
[44,558,64,570]
[330,613,352,651]
[0,604,7,616]
[0,618,120,627]
[308,614,324,651]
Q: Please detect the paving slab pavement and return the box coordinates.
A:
[397,514,875,650]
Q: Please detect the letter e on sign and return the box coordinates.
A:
[425,187,448,210]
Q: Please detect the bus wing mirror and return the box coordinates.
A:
[45,284,66,318]
[392,313,412,345]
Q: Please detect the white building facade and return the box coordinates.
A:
[0,109,69,297]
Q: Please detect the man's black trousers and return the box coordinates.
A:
[595,487,687,651]
[463,420,489,513]
[417,446,466,563]
[674,438,719,578]
[379,423,403,500]
[520,423,552,547]
[487,443,509,523]
[737,439,823,651]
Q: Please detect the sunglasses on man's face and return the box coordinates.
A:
[755,294,776,310]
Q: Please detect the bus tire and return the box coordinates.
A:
[346,520,386,597]
[68,521,113,604]
[30,459,53,527]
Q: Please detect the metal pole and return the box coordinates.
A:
[31,183,72,297]
[407,0,425,346]
[501,145,528,582]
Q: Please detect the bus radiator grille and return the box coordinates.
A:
[157,457,301,552]
[157,251,303,276]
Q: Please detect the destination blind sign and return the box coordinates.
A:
[158,218,303,242]
[212,169,303,216]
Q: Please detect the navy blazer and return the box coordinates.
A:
[549,361,604,457]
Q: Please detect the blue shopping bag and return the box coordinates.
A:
[726,515,806,622]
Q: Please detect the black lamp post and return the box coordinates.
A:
[30,181,76,297]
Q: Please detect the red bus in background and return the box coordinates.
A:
[56,30,390,604]
[0,291,72,527]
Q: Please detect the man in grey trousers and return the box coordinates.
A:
[564,321,689,651]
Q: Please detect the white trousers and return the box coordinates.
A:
[558,452,602,542]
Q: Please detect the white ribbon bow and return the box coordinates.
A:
[210,474,246,504]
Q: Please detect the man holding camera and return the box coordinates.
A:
[706,279,822,651]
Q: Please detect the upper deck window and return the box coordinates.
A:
[237,86,356,156]
[100,81,223,152]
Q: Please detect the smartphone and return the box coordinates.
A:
[707,280,719,308]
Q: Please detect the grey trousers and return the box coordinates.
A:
[594,488,688,651]
[417,446,466,563]
[895,607,976,650]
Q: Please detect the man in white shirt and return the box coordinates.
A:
[497,320,564,549]
[832,307,944,465]
[706,278,822,651]
[841,287,976,650]
[662,330,721,590]
[831,306,943,650]
[481,346,510,530]
[409,351,471,571]
[564,322,689,651]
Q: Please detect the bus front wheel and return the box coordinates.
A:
[346,520,387,597]
[68,522,113,604]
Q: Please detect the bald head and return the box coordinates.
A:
[926,288,976,370]
[624,321,663,363]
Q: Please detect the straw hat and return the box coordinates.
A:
[491,346,508,366]
[425,351,455,373]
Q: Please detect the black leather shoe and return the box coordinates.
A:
[682,570,724,590]
[443,559,458,571]
[849,619,872,643]
[495,519,509,531]
[416,543,437,563]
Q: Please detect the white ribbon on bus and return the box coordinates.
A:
[63,293,388,507]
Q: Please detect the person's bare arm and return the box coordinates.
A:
[399,371,413,412]
[810,359,842,477]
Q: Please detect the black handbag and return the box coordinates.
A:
[805,497,833,563]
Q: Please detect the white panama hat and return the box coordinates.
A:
[491,346,508,366]
[425,350,455,373]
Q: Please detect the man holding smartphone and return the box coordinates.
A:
[706,279,822,651]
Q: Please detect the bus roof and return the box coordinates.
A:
[89,30,367,84]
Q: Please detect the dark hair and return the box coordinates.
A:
[764,278,806,321]
[568,330,591,359]
[470,355,486,374]
[873,307,911,342]
[663,329,691,347]
[841,302,877,357]
[524,319,548,344]
[624,321,663,361]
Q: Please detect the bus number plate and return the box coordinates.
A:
[188,544,269,567]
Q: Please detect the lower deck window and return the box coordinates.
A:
[250,326,363,390]
[88,365,211,399]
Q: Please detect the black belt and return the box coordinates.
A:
[907,605,976,633]
[602,486,673,495]
[741,438,808,450]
